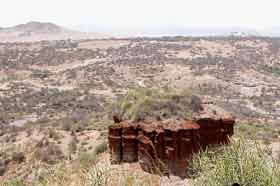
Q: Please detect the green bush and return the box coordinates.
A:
[79,152,97,169]
[190,139,280,186]
[79,141,107,169]
[113,87,193,121]
[94,141,107,155]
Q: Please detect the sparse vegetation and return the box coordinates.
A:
[79,141,107,168]
[0,179,26,186]
[31,69,51,80]
[1,37,280,185]
[79,152,97,168]
[258,64,280,77]
[34,141,65,164]
[84,163,153,186]
[235,122,280,141]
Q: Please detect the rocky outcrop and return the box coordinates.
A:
[109,117,234,177]
[137,120,200,177]
[193,102,235,149]
[191,117,235,149]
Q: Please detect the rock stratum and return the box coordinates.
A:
[109,103,235,178]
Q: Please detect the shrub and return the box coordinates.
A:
[31,69,51,80]
[258,64,280,77]
[94,141,108,155]
[79,141,107,168]
[113,88,193,121]
[0,179,26,186]
[48,129,61,141]
[11,152,25,163]
[190,139,280,186]
[79,152,97,168]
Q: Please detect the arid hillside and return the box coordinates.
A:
[1,37,280,126]
[0,36,280,185]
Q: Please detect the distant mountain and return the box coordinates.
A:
[11,21,62,34]
[0,21,107,42]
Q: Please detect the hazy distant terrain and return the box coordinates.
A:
[0,21,106,42]
[74,24,280,37]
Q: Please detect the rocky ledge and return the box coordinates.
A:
[108,102,235,178]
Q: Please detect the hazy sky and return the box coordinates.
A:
[1,0,280,29]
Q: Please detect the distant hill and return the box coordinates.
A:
[0,21,107,42]
[11,21,62,34]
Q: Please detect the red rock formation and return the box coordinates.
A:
[193,103,235,148]
[156,120,200,177]
[108,103,235,177]
[108,124,122,164]
[122,123,138,162]
[196,118,224,148]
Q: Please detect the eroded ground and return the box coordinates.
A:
[0,37,280,183]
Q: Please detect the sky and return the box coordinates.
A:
[1,0,280,34]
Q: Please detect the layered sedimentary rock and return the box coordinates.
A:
[108,103,235,177]
[109,119,234,177]
[136,120,200,177]
[108,124,123,163]
[193,103,235,148]
[194,118,235,149]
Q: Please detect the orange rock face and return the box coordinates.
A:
[108,117,235,177]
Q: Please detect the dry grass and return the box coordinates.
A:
[1,163,155,186]
[190,139,280,186]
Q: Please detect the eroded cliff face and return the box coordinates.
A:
[195,118,235,149]
[108,116,235,178]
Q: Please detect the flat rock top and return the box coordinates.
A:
[113,119,200,132]
[193,102,234,121]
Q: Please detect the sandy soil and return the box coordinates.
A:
[78,40,130,50]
